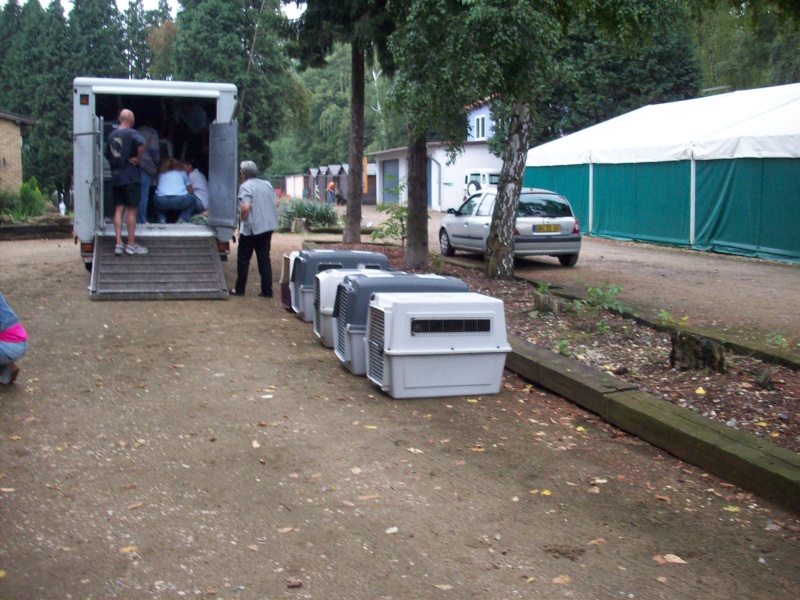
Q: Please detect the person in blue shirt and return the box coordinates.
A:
[152,158,199,224]
[106,109,148,255]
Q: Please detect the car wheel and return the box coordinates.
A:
[439,229,455,257]
[558,254,578,267]
[466,181,480,195]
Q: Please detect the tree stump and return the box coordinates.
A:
[670,331,726,373]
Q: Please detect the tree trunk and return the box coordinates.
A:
[404,123,429,270]
[485,98,533,280]
[344,44,365,244]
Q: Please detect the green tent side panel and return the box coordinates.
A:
[522,164,590,227]
[695,159,800,262]
[594,161,691,245]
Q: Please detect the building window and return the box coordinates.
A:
[474,115,486,140]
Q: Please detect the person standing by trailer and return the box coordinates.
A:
[230,160,279,298]
[136,118,160,224]
[106,109,148,255]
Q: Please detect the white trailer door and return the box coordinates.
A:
[207,121,238,230]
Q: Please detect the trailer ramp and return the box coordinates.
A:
[89,228,229,301]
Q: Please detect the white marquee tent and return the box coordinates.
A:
[523,84,800,262]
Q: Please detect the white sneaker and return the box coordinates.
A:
[125,244,148,255]
[114,244,124,255]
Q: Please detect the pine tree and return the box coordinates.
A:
[173,0,294,170]
[0,0,46,115]
[124,0,151,79]
[23,0,74,201]
[0,0,22,107]
[69,0,126,78]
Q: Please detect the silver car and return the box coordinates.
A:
[439,188,581,266]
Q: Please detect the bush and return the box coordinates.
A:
[279,199,340,229]
[18,177,46,218]
[0,187,18,216]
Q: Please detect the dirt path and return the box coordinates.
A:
[0,234,798,599]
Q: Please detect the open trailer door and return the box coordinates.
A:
[207,121,238,232]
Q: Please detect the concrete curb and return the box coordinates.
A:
[507,337,800,514]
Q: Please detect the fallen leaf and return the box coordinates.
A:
[588,538,606,546]
[248,544,258,552]
[7,436,21,441]
[588,486,601,494]
[576,426,586,432]
[657,576,668,583]
[0,488,15,493]
[407,448,424,454]
[695,387,706,395]
[386,526,398,534]
[277,527,297,534]
[364,425,378,430]
[252,440,261,449]
[467,399,478,403]
[127,501,144,511]
[468,447,485,452]
[435,584,453,590]
[119,546,138,554]
[757,422,768,427]
[552,575,571,584]
[257,421,267,427]
[357,494,380,501]
[723,505,741,512]
[655,495,671,503]
[350,467,362,474]
[653,554,686,564]
[286,579,303,588]
[542,490,552,496]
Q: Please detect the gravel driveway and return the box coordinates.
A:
[0,222,798,599]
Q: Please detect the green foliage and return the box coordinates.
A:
[556,339,571,357]
[766,332,789,349]
[595,319,611,335]
[657,309,689,327]
[18,178,46,218]
[174,0,295,170]
[428,252,445,273]
[371,203,409,246]
[278,199,340,229]
[536,281,551,294]
[584,281,625,312]
[0,188,18,215]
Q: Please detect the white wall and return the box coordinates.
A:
[371,142,503,212]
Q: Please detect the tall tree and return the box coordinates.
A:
[124,0,151,78]
[392,0,687,279]
[23,0,74,202]
[290,0,394,243]
[174,0,296,170]
[69,0,126,78]
[0,0,22,107]
[0,0,46,116]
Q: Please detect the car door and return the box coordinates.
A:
[467,193,495,252]
[448,193,482,250]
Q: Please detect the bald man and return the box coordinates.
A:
[106,109,148,255]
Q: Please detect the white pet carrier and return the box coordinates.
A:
[290,249,390,322]
[334,273,469,376]
[280,251,300,311]
[314,269,405,348]
[366,292,511,399]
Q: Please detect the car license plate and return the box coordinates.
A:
[535,224,561,233]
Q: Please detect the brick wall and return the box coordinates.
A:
[0,118,24,193]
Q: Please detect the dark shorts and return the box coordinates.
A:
[112,183,141,208]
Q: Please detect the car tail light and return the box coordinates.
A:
[572,219,580,234]
[513,226,520,235]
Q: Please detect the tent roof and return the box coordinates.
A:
[526,83,800,166]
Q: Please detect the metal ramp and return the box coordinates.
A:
[89,229,229,301]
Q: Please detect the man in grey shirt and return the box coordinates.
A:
[231,160,279,297]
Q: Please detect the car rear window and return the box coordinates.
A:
[517,193,573,218]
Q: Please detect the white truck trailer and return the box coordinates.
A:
[72,77,239,300]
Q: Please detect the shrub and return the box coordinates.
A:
[371,203,408,246]
[0,187,18,216]
[278,199,339,229]
[18,177,46,218]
